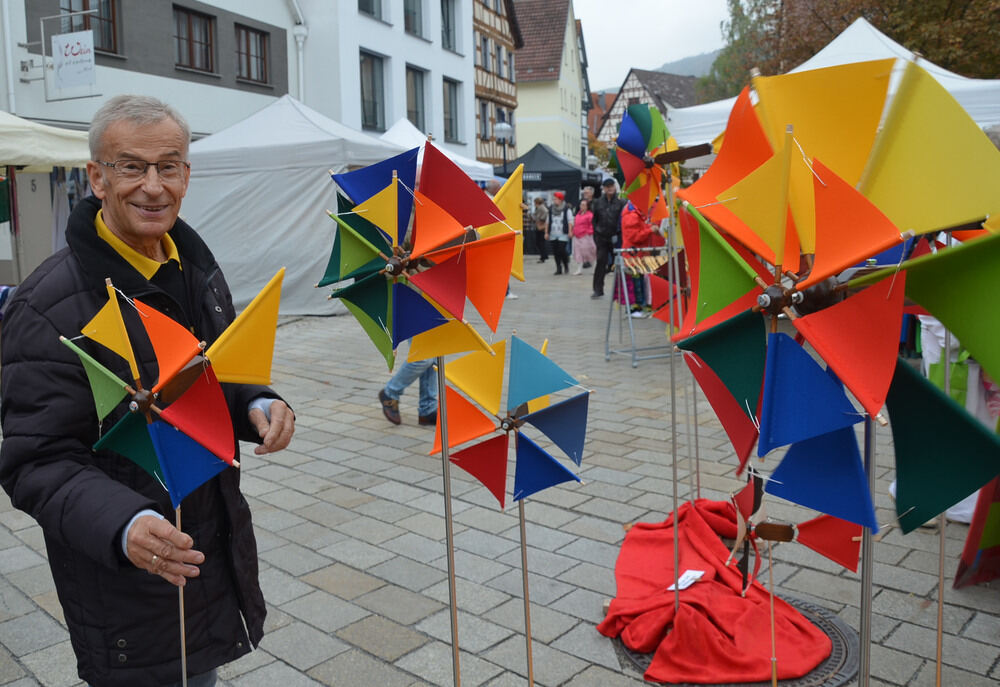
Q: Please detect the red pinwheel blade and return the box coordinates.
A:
[159,365,235,464]
[683,351,758,472]
[419,142,504,228]
[616,147,647,188]
[450,434,509,509]
[795,514,862,573]
[133,299,203,394]
[408,254,468,320]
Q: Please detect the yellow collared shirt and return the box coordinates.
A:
[95,210,180,279]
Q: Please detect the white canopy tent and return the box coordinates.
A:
[0,110,90,168]
[667,17,1000,147]
[184,95,404,315]
[379,117,495,182]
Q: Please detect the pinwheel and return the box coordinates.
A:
[656,55,1000,684]
[322,142,516,370]
[432,336,589,684]
[614,103,670,217]
[61,269,283,685]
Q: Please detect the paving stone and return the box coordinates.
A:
[318,539,395,570]
[962,610,1000,647]
[258,542,331,576]
[549,588,608,624]
[0,579,34,622]
[874,587,973,634]
[301,562,385,600]
[560,664,648,686]
[396,511,451,538]
[383,532,444,563]
[281,589,370,632]
[496,546,577,579]
[256,487,320,511]
[555,537,622,567]
[486,569,574,609]
[279,521,347,550]
[482,635,588,686]
[558,562,617,597]
[423,578,510,615]
[550,621,620,671]
[437,550,511,585]
[370,556,448,592]
[454,530,519,560]
[0,611,67,656]
[416,609,514,653]
[217,647,276,680]
[0,642,26,683]
[0,546,46,575]
[258,567,314,606]
[309,648,421,686]
[230,658,325,686]
[351,499,422,524]
[395,641,504,687]
[257,621,350,671]
[484,598,579,644]
[884,621,995,675]
[18,639,79,687]
[354,585,444,625]
[336,616,428,661]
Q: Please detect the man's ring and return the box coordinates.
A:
[151,555,160,568]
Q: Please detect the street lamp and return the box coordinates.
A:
[494,121,514,176]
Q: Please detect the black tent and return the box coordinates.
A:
[495,143,601,207]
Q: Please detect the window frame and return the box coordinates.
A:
[442,77,460,143]
[235,24,268,83]
[358,0,382,20]
[441,0,457,52]
[174,6,215,73]
[404,0,423,37]
[60,0,117,54]
[406,65,426,132]
[360,50,386,132]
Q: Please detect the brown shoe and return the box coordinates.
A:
[379,389,401,425]
[418,411,437,426]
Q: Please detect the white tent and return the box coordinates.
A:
[0,110,90,167]
[379,117,495,182]
[668,17,1000,147]
[184,95,404,315]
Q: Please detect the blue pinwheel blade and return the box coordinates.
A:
[392,283,448,346]
[507,336,578,411]
[521,392,590,466]
[512,433,581,501]
[148,421,228,510]
[617,111,648,159]
[758,332,861,457]
[331,147,419,243]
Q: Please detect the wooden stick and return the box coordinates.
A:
[176,507,188,687]
[768,541,778,687]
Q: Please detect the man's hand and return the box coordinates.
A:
[249,399,295,455]
[126,515,203,587]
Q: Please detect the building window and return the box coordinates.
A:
[479,100,488,139]
[495,45,504,79]
[441,0,457,51]
[174,7,214,72]
[443,78,460,142]
[235,25,268,83]
[480,36,490,72]
[494,0,503,13]
[358,0,381,19]
[404,0,423,36]
[60,0,117,53]
[360,51,385,131]
[507,51,515,82]
[406,66,426,132]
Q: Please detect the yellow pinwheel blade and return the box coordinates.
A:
[445,340,506,416]
[720,145,792,266]
[859,61,1000,235]
[82,281,140,385]
[407,319,494,362]
[353,178,400,247]
[478,164,525,281]
[207,268,284,385]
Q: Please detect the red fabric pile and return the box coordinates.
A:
[597,499,832,683]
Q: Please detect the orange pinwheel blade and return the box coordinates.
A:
[430,385,498,454]
[465,232,516,332]
[134,299,203,394]
[411,189,468,259]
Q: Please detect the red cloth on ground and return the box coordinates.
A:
[597,499,832,684]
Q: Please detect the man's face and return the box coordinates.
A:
[603,184,616,198]
[582,187,594,201]
[86,118,190,254]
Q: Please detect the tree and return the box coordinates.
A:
[699,1,1000,100]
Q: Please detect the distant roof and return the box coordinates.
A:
[630,68,699,110]
[514,0,571,83]
[504,0,524,49]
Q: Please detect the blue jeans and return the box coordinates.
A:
[384,359,438,416]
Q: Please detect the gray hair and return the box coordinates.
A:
[89,95,191,158]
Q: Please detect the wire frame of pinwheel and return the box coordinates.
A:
[322,143,517,370]
[62,271,284,509]
[614,103,673,217]
[426,336,589,508]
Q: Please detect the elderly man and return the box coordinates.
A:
[0,95,294,687]
[590,177,626,298]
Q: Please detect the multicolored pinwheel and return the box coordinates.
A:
[322,143,516,369]
[62,271,284,509]
[614,103,672,218]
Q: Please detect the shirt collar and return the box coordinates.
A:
[95,209,180,280]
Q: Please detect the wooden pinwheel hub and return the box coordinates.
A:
[756,282,803,317]
[383,246,414,278]
[129,388,154,414]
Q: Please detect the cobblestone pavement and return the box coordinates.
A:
[1,258,998,686]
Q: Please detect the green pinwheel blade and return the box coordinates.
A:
[94,412,165,484]
[60,336,129,421]
[333,271,394,370]
[319,195,389,287]
[649,105,669,150]
[626,103,654,151]
[687,204,760,324]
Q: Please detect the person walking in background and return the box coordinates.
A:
[531,195,549,263]
[620,200,665,317]
[571,198,597,276]
[591,178,625,298]
[378,357,438,426]
[547,191,573,275]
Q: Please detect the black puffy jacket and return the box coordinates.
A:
[0,195,275,687]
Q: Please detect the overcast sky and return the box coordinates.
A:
[573,0,731,91]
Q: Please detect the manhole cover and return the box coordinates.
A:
[612,597,859,686]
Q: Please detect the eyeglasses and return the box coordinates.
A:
[96,159,190,181]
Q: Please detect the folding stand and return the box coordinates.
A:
[604,246,675,367]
